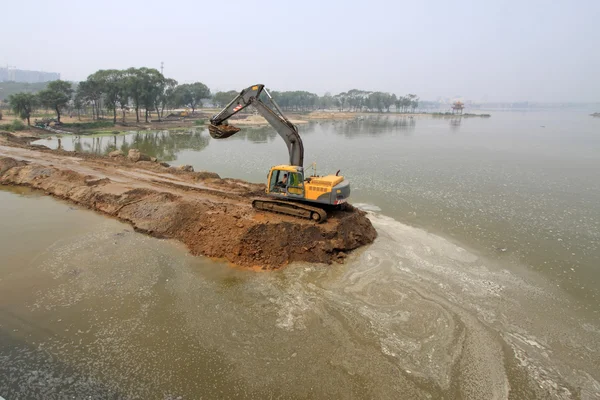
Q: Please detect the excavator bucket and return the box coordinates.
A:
[208,123,241,139]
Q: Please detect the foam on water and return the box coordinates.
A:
[353,203,383,212]
[346,209,600,399]
[2,188,599,398]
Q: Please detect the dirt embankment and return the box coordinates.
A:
[0,133,376,269]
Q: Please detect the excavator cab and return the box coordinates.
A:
[267,166,304,198]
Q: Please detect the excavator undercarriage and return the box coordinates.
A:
[252,198,328,223]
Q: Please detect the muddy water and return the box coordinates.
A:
[1,111,598,398]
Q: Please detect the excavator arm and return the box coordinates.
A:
[209,84,304,167]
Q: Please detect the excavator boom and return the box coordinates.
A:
[209,84,304,167]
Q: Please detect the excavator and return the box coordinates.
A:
[208,84,350,223]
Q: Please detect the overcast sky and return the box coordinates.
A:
[1,0,598,102]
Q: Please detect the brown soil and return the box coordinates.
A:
[0,133,377,269]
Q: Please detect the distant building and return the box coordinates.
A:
[0,67,60,83]
[452,101,464,114]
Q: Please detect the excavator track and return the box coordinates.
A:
[252,198,328,223]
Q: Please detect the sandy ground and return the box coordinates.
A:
[0,133,376,268]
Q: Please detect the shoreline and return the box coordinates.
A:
[0,132,376,269]
[2,109,492,137]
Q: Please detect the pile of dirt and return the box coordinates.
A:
[0,150,377,269]
[0,131,38,146]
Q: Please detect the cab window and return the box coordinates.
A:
[269,170,283,192]
[287,172,304,195]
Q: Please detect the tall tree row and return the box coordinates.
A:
[251,89,419,113]
[76,68,184,123]
[7,66,422,127]
[74,69,214,122]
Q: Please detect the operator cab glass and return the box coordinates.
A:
[269,169,304,197]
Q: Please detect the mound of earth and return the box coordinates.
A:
[0,144,377,269]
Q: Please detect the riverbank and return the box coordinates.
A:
[0,133,376,268]
[1,108,494,137]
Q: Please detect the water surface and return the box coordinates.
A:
[3,111,598,398]
[35,111,600,302]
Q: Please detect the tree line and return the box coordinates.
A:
[213,88,420,113]
[7,68,211,126]
[6,67,421,127]
[74,68,212,123]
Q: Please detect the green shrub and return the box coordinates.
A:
[12,119,26,130]
[194,119,206,126]
[0,119,27,132]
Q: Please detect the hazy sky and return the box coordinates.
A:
[1,0,598,102]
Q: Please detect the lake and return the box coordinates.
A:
[1,111,599,398]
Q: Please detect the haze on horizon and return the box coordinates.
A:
[1,0,598,103]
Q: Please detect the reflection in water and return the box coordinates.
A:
[331,116,417,138]
[40,127,284,161]
[36,118,417,159]
[449,116,462,130]
[221,125,279,143]
[67,130,210,161]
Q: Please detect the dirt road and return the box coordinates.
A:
[0,138,376,269]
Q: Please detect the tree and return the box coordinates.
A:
[396,95,415,113]
[140,68,165,122]
[269,90,320,111]
[345,89,371,112]
[364,92,395,113]
[407,94,419,112]
[174,82,211,114]
[334,92,347,111]
[212,90,238,108]
[120,67,168,123]
[318,92,335,110]
[37,80,73,123]
[75,79,102,120]
[367,92,379,112]
[73,91,84,121]
[8,92,38,126]
[159,78,178,118]
[114,77,131,123]
[94,69,124,123]
[124,67,144,123]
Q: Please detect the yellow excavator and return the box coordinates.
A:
[209,84,350,223]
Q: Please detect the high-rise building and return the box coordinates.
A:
[0,66,60,83]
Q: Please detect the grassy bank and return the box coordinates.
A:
[60,120,115,130]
